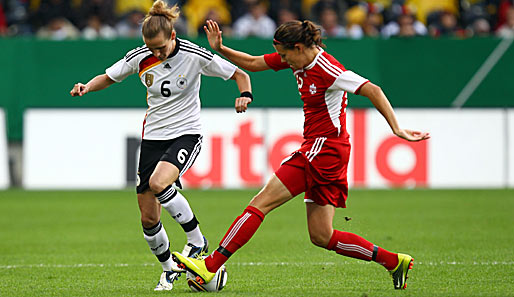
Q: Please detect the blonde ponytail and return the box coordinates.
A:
[142,0,180,39]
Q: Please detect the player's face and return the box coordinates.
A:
[274,44,303,69]
[144,31,174,61]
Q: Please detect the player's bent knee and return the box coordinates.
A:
[148,175,168,194]
[309,234,326,247]
[309,231,331,248]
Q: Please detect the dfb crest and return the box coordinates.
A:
[145,73,154,87]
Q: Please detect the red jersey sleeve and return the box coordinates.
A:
[263,52,290,72]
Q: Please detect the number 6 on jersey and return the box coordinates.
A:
[177,149,188,164]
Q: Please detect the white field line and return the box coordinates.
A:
[451,37,514,108]
[1,261,513,269]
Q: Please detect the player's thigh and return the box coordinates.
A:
[249,161,307,215]
[306,202,335,247]
[137,135,202,193]
[160,134,202,177]
[138,190,162,227]
[149,161,180,191]
[248,174,295,215]
[275,156,307,198]
[137,140,171,194]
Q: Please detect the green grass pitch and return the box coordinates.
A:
[0,189,513,296]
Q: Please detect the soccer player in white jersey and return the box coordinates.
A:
[69,1,253,291]
[172,20,430,290]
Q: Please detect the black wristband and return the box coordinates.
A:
[240,91,253,101]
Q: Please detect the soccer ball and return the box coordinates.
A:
[186,265,227,292]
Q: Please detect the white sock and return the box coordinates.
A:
[161,189,204,247]
[142,221,174,271]
[185,226,203,246]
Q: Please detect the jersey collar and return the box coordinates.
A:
[304,47,324,70]
[167,38,180,59]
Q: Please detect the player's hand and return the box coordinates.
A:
[235,96,252,113]
[70,83,89,97]
[394,129,430,142]
[204,19,223,52]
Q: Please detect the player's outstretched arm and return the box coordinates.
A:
[70,74,115,97]
[230,68,253,113]
[204,20,270,72]
[358,82,430,142]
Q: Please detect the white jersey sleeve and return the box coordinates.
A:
[105,59,136,82]
[330,70,369,94]
[200,54,237,81]
[105,46,150,82]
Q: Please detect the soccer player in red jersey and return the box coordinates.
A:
[172,19,430,290]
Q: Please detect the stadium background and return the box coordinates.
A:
[0,0,513,189]
[0,36,513,189]
[0,1,513,296]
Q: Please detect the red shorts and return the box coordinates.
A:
[275,137,351,208]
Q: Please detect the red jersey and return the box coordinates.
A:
[264,49,369,140]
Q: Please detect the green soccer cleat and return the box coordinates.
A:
[389,253,414,289]
[172,252,216,284]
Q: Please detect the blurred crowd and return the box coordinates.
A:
[1,0,514,40]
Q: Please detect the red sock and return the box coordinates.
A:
[205,250,227,273]
[326,230,398,270]
[375,247,399,271]
[205,206,265,272]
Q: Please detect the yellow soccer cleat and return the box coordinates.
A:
[389,253,414,289]
[172,252,216,284]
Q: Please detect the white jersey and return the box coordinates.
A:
[106,38,237,140]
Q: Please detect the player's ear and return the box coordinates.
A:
[171,30,176,40]
[294,43,303,52]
